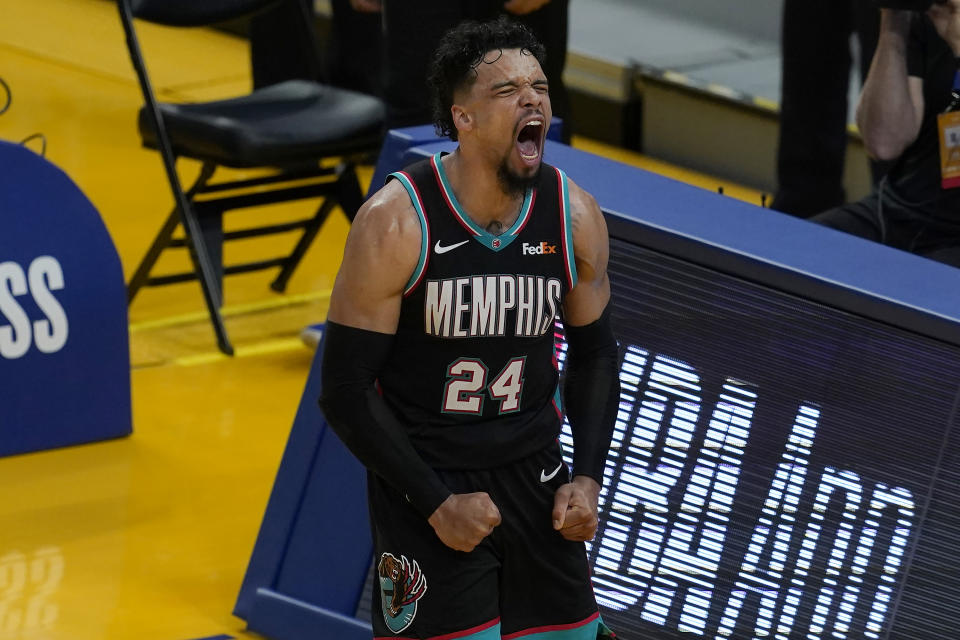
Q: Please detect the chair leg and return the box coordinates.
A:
[181,203,234,356]
[174,165,234,356]
[195,208,225,307]
[270,163,365,292]
[127,208,180,304]
[337,164,365,223]
[127,164,216,304]
[270,197,336,293]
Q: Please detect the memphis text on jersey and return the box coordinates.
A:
[424,274,563,339]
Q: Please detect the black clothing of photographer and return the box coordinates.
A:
[772,0,880,217]
[379,0,572,141]
[811,2,960,268]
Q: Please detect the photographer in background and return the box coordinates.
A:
[811,0,960,267]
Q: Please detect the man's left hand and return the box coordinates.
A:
[552,475,601,541]
[503,0,552,16]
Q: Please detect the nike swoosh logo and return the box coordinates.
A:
[540,463,563,483]
[434,240,469,254]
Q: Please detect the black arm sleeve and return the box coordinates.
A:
[562,305,620,485]
[319,321,451,519]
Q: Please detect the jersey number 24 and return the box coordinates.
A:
[442,356,526,415]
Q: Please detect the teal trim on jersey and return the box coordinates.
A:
[557,168,578,290]
[552,384,563,414]
[432,153,533,252]
[503,615,605,640]
[389,171,430,295]
[452,620,501,640]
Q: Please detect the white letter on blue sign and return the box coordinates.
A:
[0,261,31,360]
[29,256,68,354]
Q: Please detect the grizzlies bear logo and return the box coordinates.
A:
[378,552,428,633]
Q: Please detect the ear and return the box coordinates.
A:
[451,104,473,135]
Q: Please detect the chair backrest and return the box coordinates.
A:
[129,0,281,26]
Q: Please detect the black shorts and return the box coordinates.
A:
[367,440,612,639]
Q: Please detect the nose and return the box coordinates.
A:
[519,84,542,109]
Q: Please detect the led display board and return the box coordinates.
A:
[552,239,960,639]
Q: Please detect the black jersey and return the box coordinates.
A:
[379,152,578,470]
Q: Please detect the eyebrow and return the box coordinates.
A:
[490,78,549,91]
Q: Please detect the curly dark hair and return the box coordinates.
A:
[426,17,547,141]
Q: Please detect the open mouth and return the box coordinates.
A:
[516,119,544,164]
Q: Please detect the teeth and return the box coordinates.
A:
[518,119,543,161]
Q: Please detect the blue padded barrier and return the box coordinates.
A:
[0,141,131,456]
[235,335,373,640]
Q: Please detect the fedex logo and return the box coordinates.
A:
[521,242,557,256]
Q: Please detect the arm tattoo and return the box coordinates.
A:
[570,203,583,234]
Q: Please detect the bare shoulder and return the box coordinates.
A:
[328,179,424,330]
[561,176,611,325]
[564,177,608,260]
[566,178,601,221]
[350,179,423,252]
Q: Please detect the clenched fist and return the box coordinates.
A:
[428,492,502,552]
[552,475,601,542]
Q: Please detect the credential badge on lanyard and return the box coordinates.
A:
[937,70,960,189]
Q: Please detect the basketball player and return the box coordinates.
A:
[320,18,619,639]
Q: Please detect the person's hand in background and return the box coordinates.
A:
[503,0,552,16]
[350,0,382,13]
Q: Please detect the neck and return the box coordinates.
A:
[442,149,526,230]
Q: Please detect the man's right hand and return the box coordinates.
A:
[857,8,926,160]
[428,492,501,552]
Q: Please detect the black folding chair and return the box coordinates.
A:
[118,0,384,355]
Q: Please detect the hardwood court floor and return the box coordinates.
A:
[0,2,762,639]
